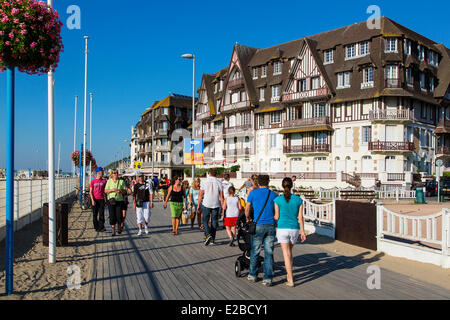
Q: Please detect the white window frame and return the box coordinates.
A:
[271,85,281,102]
[270,111,281,124]
[361,67,374,88]
[362,126,372,143]
[404,39,411,55]
[385,38,398,53]
[337,72,351,89]
[312,77,320,90]
[345,44,356,59]
[261,65,267,78]
[324,49,334,64]
[359,41,370,56]
[313,103,326,118]
[299,79,307,92]
[253,67,258,79]
[386,65,398,80]
[273,61,282,75]
[430,77,434,92]
[259,87,265,101]
[418,45,425,61]
[406,68,413,86]
[420,73,426,90]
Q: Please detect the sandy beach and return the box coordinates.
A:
[0,202,96,300]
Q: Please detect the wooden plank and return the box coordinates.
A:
[114,227,139,300]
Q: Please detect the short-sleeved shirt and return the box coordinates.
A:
[247,188,278,225]
[152,178,159,188]
[90,178,107,200]
[244,180,252,189]
[133,181,153,202]
[274,194,303,230]
[190,187,200,205]
[200,176,223,209]
[105,179,126,201]
[221,181,233,198]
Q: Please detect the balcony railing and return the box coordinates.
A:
[284,144,330,154]
[223,124,252,135]
[155,146,170,152]
[385,78,402,88]
[284,116,330,128]
[223,148,252,157]
[436,119,450,130]
[387,173,405,181]
[228,78,245,90]
[197,111,211,121]
[369,141,414,152]
[222,100,251,112]
[369,109,413,122]
[436,146,450,155]
[361,81,374,89]
[155,129,168,136]
[282,88,328,102]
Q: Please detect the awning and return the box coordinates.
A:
[279,125,333,134]
[212,116,223,122]
[255,105,284,114]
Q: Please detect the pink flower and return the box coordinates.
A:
[20,29,27,35]
[9,32,14,39]
[30,42,37,48]
[11,8,19,15]
[13,19,19,24]
[5,41,10,46]
[1,16,9,23]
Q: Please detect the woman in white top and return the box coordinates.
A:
[222,186,242,247]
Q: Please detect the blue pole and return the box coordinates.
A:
[5,67,15,295]
[79,144,83,202]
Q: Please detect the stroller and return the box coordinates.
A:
[234,197,264,277]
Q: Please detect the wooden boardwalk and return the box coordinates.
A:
[88,201,450,300]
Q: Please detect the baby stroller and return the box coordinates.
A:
[234,198,264,277]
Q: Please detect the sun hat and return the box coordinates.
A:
[96,167,104,173]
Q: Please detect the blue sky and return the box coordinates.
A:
[0,0,449,172]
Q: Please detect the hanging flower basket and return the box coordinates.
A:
[71,150,94,167]
[0,0,64,75]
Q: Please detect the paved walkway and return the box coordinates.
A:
[88,201,450,300]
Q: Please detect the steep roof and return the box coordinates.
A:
[434,43,450,99]
[153,94,194,110]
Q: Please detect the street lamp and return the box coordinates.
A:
[181,53,195,182]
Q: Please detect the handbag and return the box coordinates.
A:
[108,179,120,206]
[247,189,271,235]
[190,208,196,220]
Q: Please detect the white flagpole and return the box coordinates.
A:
[89,92,93,182]
[48,0,56,264]
[73,95,78,177]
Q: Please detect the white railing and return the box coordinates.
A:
[296,187,415,202]
[376,188,416,201]
[377,204,449,268]
[301,197,336,238]
[0,178,78,230]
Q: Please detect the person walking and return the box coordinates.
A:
[120,176,132,230]
[222,186,241,246]
[239,177,253,195]
[274,177,306,287]
[197,168,223,246]
[245,174,278,287]
[246,174,260,197]
[164,176,184,235]
[189,177,203,230]
[181,180,190,225]
[105,170,127,236]
[291,175,298,194]
[152,175,159,200]
[89,167,107,232]
[220,173,233,230]
[133,174,154,236]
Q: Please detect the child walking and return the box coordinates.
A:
[222,186,241,246]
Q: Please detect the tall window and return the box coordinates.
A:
[253,67,258,79]
[269,134,279,148]
[418,45,425,61]
[243,113,251,125]
[271,85,281,99]
[259,87,265,101]
[363,67,374,83]
[313,103,326,117]
[362,126,372,143]
[298,79,307,92]
[219,80,223,91]
[385,38,397,52]
[273,61,282,75]
[175,108,181,116]
[261,65,267,78]
[430,77,435,92]
[359,41,370,56]
[420,73,426,90]
[316,132,327,145]
[345,44,356,59]
[404,39,411,55]
[406,68,412,85]
[162,108,169,115]
[324,49,334,64]
[312,77,320,90]
[428,51,438,66]
[386,65,398,79]
[337,72,351,88]
[271,111,281,124]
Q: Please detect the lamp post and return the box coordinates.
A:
[73,95,78,177]
[82,36,89,202]
[181,53,195,182]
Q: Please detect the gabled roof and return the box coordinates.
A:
[153,94,194,109]
[141,101,159,117]
[434,43,450,99]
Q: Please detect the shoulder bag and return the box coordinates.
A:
[247,189,271,235]
[108,180,119,206]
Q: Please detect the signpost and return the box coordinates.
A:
[184,139,204,166]
[436,159,443,203]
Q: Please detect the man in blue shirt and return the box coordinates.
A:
[245,175,278,286]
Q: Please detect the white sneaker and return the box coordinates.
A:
[137,229,142,236]
[144,226,149,235]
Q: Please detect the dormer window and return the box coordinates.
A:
[261,65,267,78]
[359,41,370,56]
[404,39,411,55]
[273,61,282,75]
[252,67,258,79]
[418,45,425,61]
[428,50,438,67]
[219,80,223,91]
[345,44,356,59]
[324,49,334,64]
[385,38,397,53]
